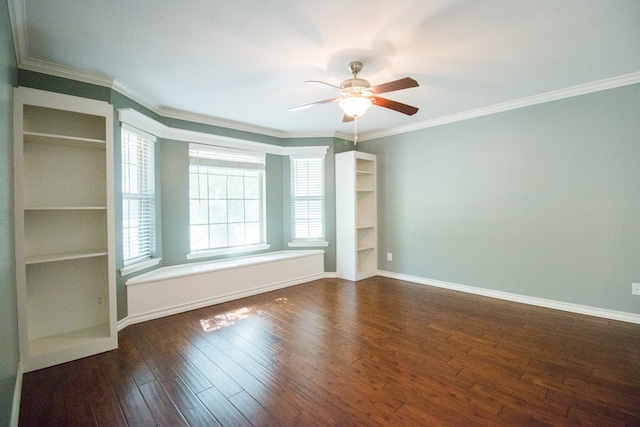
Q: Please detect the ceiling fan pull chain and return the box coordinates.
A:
[354,117,358,145]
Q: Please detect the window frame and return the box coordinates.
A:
[187,143,270,259]
[288,154,329,248]
[120,125,160,275]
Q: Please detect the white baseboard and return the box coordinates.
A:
[118,271,336,330]
[10,362,24,427]
[378,270,640,325]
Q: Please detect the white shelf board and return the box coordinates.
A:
[26,249,108,264]
[24,206,107,211]
[24,131,106,148]
[28,323,111,356]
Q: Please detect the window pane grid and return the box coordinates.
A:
[121,129,155,264]
[291,157,325,240]
[189,145,265,252]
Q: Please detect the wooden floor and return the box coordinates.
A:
[19,276,640,426]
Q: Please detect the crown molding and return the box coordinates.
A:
[358,71,640,142]
[8,0,26,65]
[14,50,347,140]
[159,107,353,140]
[13,53,640,145]
[118,108,329,157]
[18,57,116,87]
[333,132,353,141]
[110,78,161,113]
[157,106,288,139]
[10,0,639,143]
[282,130,354,140]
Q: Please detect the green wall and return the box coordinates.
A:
[158,141,288,267]
[282,137,340,272]
[18,70,339,320]
[158,136,342,270]
[360,83,640,314]
[0,0,19,424]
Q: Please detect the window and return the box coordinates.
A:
[188,144,267,257]
[121,127,156,267]
[290,155,326,245]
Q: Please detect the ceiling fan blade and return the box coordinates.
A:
[289,98,339,112]
[342,114,354,123]
[372,96,419,116]
[370,77,419,94]
[305,80,342,92]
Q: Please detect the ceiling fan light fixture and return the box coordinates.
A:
[290,61,419,120]
[339,96,372,118]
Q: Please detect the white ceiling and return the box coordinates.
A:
[9,0,640,139]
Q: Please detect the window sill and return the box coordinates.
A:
[120,257,162,276]
[288,241,329,248]
[187,243,271,260]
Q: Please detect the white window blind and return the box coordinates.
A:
[121,127,156,265]
[189,144,266,253]
[291,156,325,240]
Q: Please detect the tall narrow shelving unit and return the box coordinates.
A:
[336,150,377,281]
[14,87,117,372]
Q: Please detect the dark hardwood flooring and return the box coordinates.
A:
[19,276,640,426]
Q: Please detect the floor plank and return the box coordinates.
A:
[18,277,640,426]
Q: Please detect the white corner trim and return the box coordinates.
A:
[118,108,166,136]
[377,270,640,325]
[111,78,160,113]
[116,316,136,331]
[120,258,162,277]
[359,71,640,142]
[335,132,355,141]
[10,362,25,427]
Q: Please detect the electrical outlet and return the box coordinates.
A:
[97,296,103,305]
[633,283,640,295]
[387,252,393,261]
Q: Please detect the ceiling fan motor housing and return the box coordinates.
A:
[341,61,372,95]
[341,78,371,95]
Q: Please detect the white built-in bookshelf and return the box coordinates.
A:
[336,150,377,281]
[14,87,116,372]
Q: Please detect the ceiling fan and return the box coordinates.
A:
[289,61,420,122]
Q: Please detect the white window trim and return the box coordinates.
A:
[120,257,162,276]
[288,241,329,248]
[288,153,327,247]
[121,125,160,270]
[187,243,271,260]
[118,108,330,262]
[188,143,268,257]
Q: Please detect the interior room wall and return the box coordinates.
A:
[282,137,341,273]
[360,83,640,315]
[158,140,287,266]
[0,0,19,423]
[16,71,339,321]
